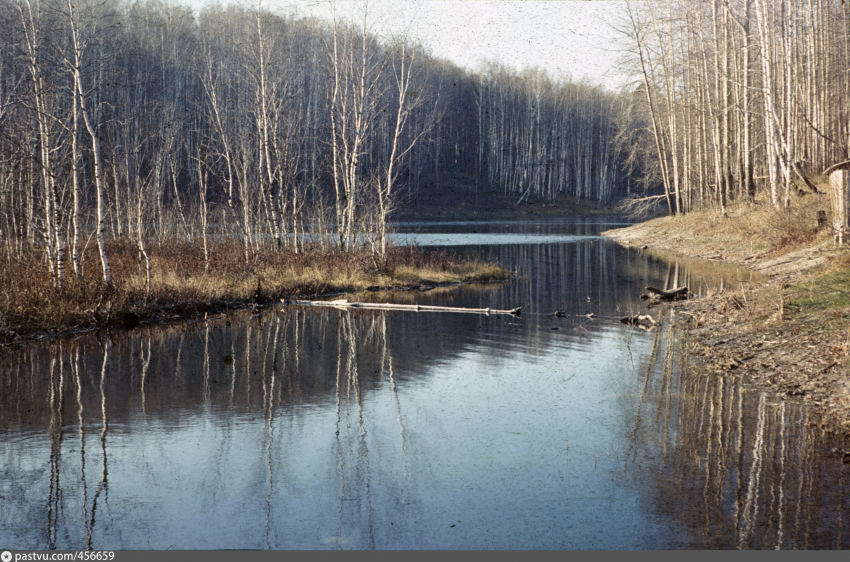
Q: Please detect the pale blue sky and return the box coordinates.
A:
[213,1,627,90]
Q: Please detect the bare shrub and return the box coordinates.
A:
[761,199,826,250]
[724,190,830,254]
[617,194,667,220]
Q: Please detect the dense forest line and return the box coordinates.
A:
[6,0,850,296]
[620,0,850,216]
[0,0,625,293]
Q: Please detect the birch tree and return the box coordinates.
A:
[326,2,385,249]
[67,0,113,292]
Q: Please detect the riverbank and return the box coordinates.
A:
[604,192,850,435]
[0,238,509,346]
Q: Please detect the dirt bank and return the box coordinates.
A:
[604,204,850,436]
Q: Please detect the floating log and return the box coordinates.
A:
[641,286,689,301]
[286,298,522,316]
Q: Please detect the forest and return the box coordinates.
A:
[2,0,850,317]
[620,0,850,216]
[0,0,623,296]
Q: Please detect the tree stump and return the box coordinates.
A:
[825,161,850,245]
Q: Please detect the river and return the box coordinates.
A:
[1,218,848,549]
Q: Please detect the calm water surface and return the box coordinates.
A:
[2,218,849,549]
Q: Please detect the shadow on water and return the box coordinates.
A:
[0,218,847,549]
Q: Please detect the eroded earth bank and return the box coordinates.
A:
[605,204,850,438]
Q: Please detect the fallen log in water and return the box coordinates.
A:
[641,286,689,301]
[286,298,522,316]
[620,314,659,329]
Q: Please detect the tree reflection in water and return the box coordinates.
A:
[628,309,850,549]
[1,228,849,549]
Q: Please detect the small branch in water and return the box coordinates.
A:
[552,311,596,319]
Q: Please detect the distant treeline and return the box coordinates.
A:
[0,0,627,292]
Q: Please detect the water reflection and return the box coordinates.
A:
[0,218,847,549]
[627,309,850,549]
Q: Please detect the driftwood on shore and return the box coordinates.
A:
[641,286,689,301]
[286,298,522,316]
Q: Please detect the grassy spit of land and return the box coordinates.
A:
[0,237,509,345]
[605,189,850,436]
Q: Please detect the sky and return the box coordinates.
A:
[215,0,630,91]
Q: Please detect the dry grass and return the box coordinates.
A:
[606,183,850,332]
[705,192,829,256]
[607,187,833,262]
[0,238,510,343]
[731,192,829,251]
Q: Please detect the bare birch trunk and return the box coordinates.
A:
[67,0,112,292]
